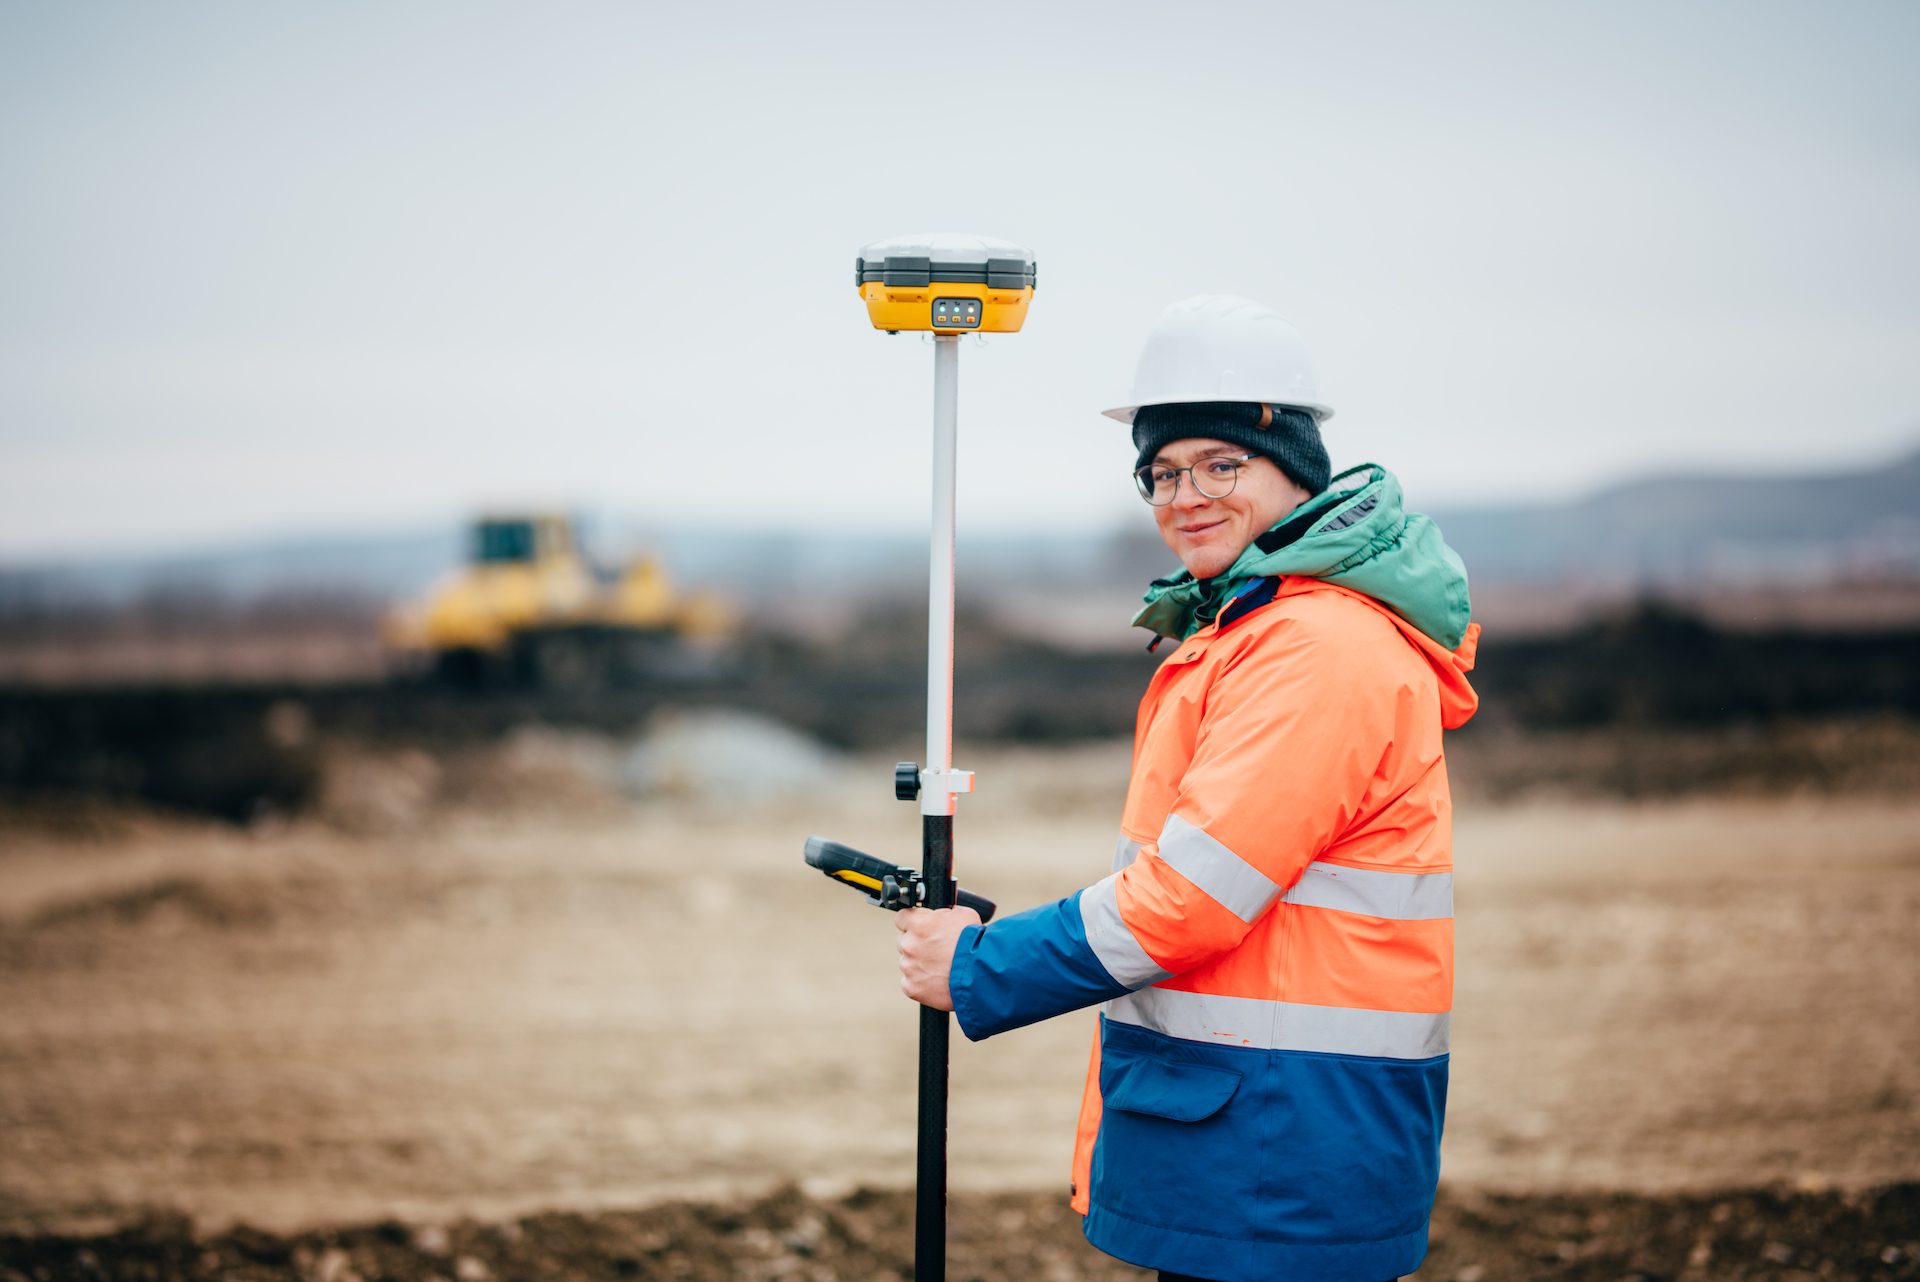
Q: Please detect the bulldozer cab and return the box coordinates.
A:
[473,515,573,565]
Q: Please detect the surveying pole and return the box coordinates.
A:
[802,233,1035,1282]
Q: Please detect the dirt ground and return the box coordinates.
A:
[2,742,1918,1278]
[4,1182,1918,1282]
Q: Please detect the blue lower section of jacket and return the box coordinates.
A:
[945,902,1446,1280]
[949,892,1131,1040]
[1085,1016,1447,1282]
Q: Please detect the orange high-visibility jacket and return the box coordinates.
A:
[950,576,1479,1282]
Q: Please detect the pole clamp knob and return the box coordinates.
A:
[894,761,922,801]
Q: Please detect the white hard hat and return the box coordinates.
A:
[1103,294,1334,424]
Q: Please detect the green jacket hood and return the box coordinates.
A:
[1133,462,1474,648]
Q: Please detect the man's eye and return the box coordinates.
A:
[1150,469,1179,485]
[1200,460,1241,479]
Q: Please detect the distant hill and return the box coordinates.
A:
[1428,447,1920,588]
[0,520,945,614]
[0,529,462,606]
[3,445,1915,612]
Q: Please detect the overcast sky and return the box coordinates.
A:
[2,1,1916,560]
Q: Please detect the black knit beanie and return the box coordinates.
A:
[1131,401,1331,496]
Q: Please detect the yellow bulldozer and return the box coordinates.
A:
[386,514,734,689]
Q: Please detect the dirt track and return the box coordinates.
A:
[2,746,1918,1274]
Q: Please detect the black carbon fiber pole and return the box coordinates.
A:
[915,813,954,1282]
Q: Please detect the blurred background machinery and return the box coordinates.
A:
[385,513,734,689]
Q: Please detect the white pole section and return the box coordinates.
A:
[923,334,960,817]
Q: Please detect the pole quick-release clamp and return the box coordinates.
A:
[919,766,974,816]
[921,767,975,797]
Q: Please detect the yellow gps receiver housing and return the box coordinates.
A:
[856,233,1036,334]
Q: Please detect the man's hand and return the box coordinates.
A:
[895,905,983,1011]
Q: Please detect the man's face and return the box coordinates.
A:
[1150,437,1313,580]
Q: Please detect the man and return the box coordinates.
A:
[897,295,1480,1282]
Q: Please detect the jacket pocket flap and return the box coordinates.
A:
[1103,1053,1241,1122]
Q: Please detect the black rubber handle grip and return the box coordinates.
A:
[954,888,997,922]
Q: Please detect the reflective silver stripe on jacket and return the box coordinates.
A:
[1282,863,1454,920]
[1107,986,1451,1059]
[1078,874,1173,989]
[1113,834,1143,873]
[1155,814,1281,923]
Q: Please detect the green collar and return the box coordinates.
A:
[1132,463,1473,649]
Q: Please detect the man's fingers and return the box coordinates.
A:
[893,906,965,1013]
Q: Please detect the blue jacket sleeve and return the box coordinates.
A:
[948,890,1131,1041]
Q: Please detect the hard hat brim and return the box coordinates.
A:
[1102,398,1334,425]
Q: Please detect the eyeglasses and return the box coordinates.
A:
[1133,453,1261,505]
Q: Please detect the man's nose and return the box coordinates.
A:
[1171,474,1212,508]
